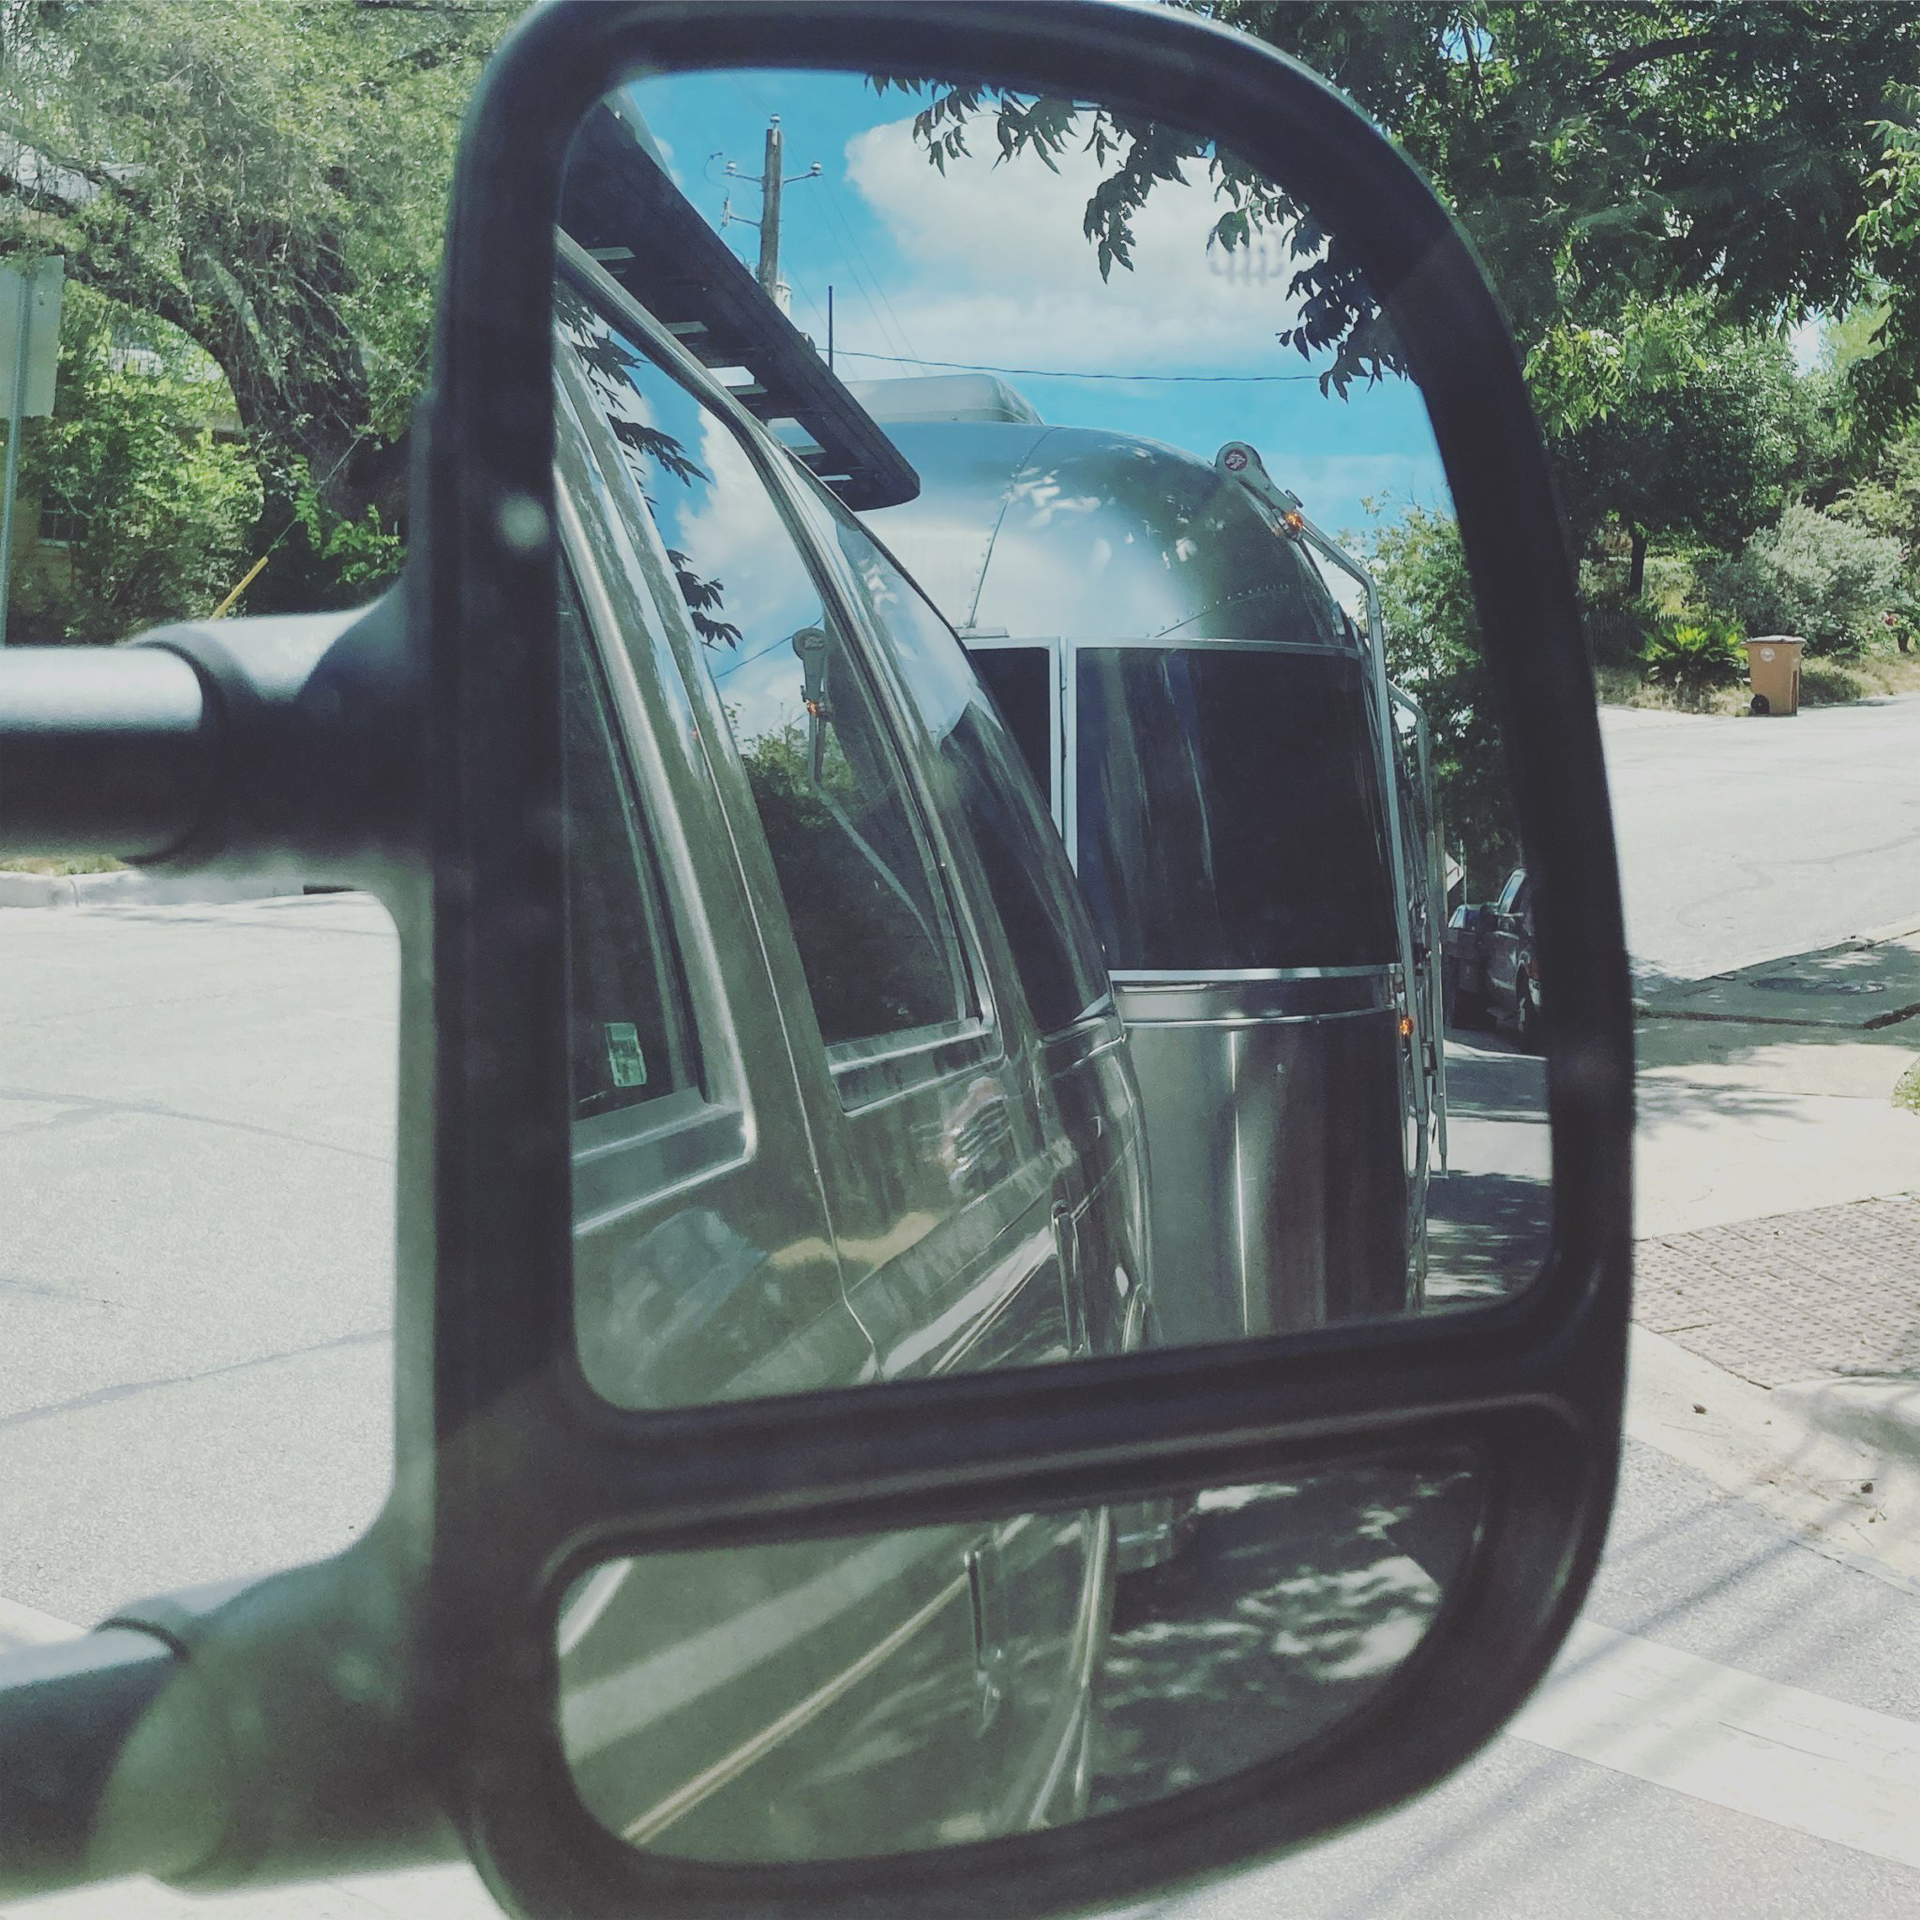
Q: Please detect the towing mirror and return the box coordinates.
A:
[0,5,1630,1918]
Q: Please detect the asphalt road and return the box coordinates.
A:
[5,692,1920,1916]
[1601,697,1920,985]
[0,894,397,1623]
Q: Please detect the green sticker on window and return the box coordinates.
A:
[605,1023,648,1089]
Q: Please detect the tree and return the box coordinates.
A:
[908,7,1920,429]
[1360,503,1515,891]
[15,281,259,644]
[1543,302,1826,594]
[0,0,527,611]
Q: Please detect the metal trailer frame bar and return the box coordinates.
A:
[1390,683,1448,1171]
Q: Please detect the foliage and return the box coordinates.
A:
[1832,429,1920,646]
[1638,615,1745,698]
[13,281,259,643]
[904,8,1920,433]
[0,0,529,611]
[1701,503,1905,656]
[289,469,405,605]
[1544,302,1834,578]
[1894,1058,1920,1117]
[1360,503,1515,892]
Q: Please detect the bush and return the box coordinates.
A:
[1362,504,1518,894]
[1639,614,1746,697]
[14,285,260,645]
[1701,502,1903,655]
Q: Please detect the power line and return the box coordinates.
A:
[815,177,931,374]
[833,348,1324,383]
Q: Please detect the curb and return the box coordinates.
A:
[1771,1374,1920,1463]
[1626,1326,1920,1592]
[0,868,306,910]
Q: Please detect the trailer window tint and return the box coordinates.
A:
[1076,647,1398,971]
[969,649,1054,806]
[826,521,1110,1036]
[560,572,699,1119]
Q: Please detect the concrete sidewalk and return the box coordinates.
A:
[1623,925,1920,1580]
[1639,926,1920,1030]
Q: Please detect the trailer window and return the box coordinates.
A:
[1075,647,1398,972]
[968,648,1054,808]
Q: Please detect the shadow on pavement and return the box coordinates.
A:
[1089,1457,1483,1816]
[1428,1171,1551,1306]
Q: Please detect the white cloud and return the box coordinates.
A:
[840,115,1310,376]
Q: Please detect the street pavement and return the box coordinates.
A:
[1601,695,1920,985]
[5,696,1920,1916]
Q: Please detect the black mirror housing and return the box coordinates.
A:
[0,6,1632,1916]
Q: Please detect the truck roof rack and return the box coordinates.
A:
[560,100,920,512]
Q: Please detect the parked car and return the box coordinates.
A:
[1445,866,1543,1050]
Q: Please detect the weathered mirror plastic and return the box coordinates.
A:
[554,69,1546,1426]
[557,1454,1481,1859]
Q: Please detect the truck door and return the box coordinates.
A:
[554,275,1100,1849]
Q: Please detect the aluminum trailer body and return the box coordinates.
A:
[858,403,1438,1341]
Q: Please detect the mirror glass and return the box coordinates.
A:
[558,1452,1481,1858]
[551,65,1546,1417]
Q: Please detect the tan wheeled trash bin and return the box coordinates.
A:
[1746,636,1805,716]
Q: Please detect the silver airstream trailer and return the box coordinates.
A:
[854,379,1445,1344]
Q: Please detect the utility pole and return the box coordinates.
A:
[757,119,784,299]
[722,118,820,315]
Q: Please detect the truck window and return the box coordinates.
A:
[557,285,975,1058]
[827,518,1112,1036]
[560,569,699,1119]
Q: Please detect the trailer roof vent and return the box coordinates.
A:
[844,375,1043,427]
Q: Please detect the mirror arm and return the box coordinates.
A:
[0,1625,226,1894]
[0,645,218,861]
[0,588,421,885]
[0,1545,459,1898]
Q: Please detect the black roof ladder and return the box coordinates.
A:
[560,99,920,512]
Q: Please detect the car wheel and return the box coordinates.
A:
[1515,974,1543,1053]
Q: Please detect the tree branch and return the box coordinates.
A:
[1593,31,1728,89]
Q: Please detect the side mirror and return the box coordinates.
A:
[0,5,1630,1916]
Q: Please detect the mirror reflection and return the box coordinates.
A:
[553,68,1546,1416]
[557,1455,1481,1859]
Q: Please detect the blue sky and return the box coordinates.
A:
[625,70,1450,550]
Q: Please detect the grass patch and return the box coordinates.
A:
[1895,1060,1920,1115]
[1799,649,1920,705]
[1593,665,1745,715]
[3,855,126,876]
[1598,644,1920,714]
